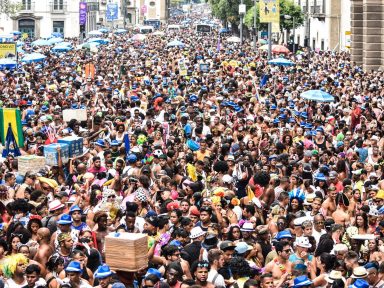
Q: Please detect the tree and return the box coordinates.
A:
[244,0,303,33]
[209,0,253,33]
[0,0,21,17]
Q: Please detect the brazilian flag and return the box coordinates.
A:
[0,108,24,148]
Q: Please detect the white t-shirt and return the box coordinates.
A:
[208,268,226,288]
[5,278,27,288]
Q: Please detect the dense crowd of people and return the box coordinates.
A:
[0,5,384,288]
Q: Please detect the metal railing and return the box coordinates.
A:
[50,3,67,13]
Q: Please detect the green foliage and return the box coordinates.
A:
[209,0,254,26]
[0,0,22,17]
[242,0,304,31]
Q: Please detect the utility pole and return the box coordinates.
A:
[292,16,295,53]
[268,22,272,59]
[123,0,126,28]
[252,0,257,51]
[240,0,244,45]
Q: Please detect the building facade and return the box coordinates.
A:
[0,0,98,38]
[292,0,351,51]
[350,0,384,71]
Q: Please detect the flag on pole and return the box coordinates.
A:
[123,133,130,157]
[0,108,24,147]
[260,74,269,87]
[2,123,21,157]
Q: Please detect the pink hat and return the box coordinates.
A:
[49,199,65,212]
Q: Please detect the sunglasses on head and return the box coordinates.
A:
[197,262,209,268]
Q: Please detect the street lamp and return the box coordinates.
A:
[239,1,246,45]
[284,14,295,54]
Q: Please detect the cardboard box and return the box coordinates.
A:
[62,109,87,122]
[58,136,83,158]
[105,232,148,272]
[18,155,46,176]
[44,143,69,166]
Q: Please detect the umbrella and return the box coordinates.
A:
[57,41,72,47]
[31,39,51,46]
[17,47,25,53]
[227,36,241,43]
[88,30,103,37]
[12,31,21,35]
[152,31,165,36]
[131,34,146,41]
[2,124,21,157]
[167,40,185,47]
[219,28,229,33]
[0,58,17,70]
[98,28,109,33]
[47,37,64,45]
[268,58,294,66]
[52,32,63,38]
[21,52,46,63]
[300,90,335,102]
[114,28,128,34]
[16,41,24,47]
[88,38,110,45]
[259,44,290,54]
[51,44,72,52]
[258,39,268,45]
[78,42,100,50]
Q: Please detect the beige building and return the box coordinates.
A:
[124,0,168,27]
[350,0,384,70]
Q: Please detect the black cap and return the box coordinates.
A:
[219,240,236,251]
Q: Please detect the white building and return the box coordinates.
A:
[0,0,99,38]
[292,0,351,51]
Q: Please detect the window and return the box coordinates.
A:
[22,0,32,10]
[149,1,156,7]
[53,21,64,34]
[54,0,64,10]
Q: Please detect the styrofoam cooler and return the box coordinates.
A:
[18,156,46,175]
[58,136,83,158]
[44,143,69,166]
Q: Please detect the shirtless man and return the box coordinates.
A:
[332,193,350,226]
[34,228,53,276]
[265,241,291,282]
[322,186,338,217]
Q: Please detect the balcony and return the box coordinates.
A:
[20,2,35,13]
[50,4,67,14]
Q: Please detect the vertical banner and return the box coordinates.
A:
[106,3,119,22]
[259,0,280,23]
[79,2,87,25]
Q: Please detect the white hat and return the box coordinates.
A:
[325,270,344,284]
[294,236,312,248]
[240,222,254,232]
[333,243,348,253]
[351,266,368,279]
[222,174,233,184]
[189,227,206,239]
[49,200,65,212]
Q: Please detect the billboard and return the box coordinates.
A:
[260,0,280,23]
[106,3,118,22]
[0,43,16,59]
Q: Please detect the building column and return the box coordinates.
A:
[362,0,384,71]
[350,0,363,65]
[328,0,341,51]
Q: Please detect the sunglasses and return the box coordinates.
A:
[108,195,116,199]
[197,262,209,268]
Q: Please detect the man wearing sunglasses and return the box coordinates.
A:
[194,261,214,288]
[264,240,291,281]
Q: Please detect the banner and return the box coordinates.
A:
[0,43,16,59]
[259,0,280,23]
[106,3,118,22]
[79,2,87,25]
[0,108,24,147]
[272,21,280,33]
